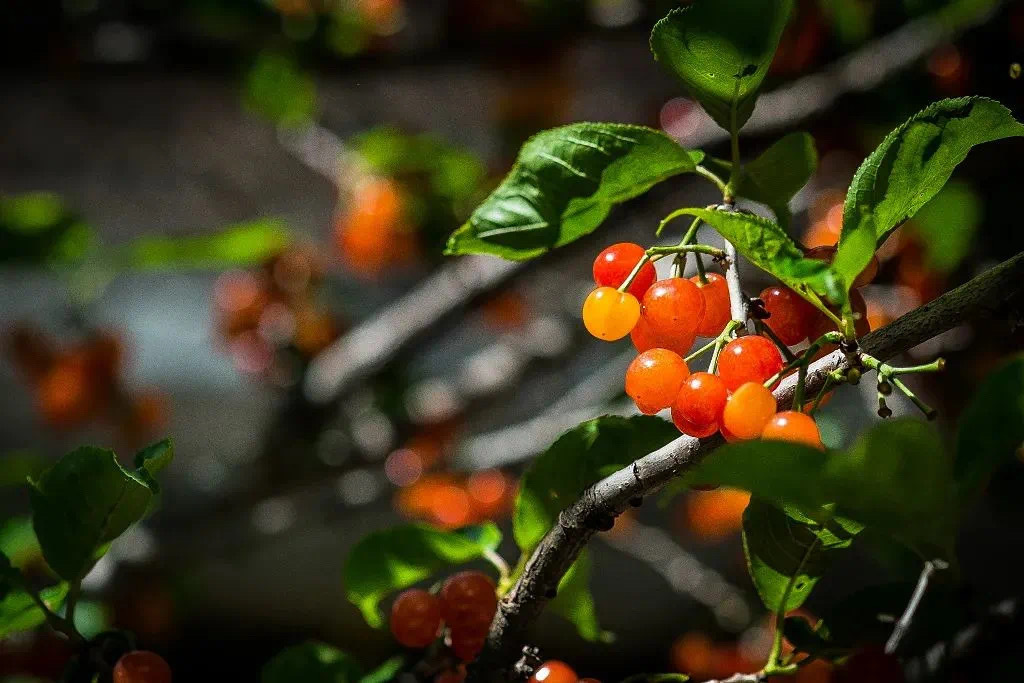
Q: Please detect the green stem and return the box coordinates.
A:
[20,578,83,645]
[888,358,946,375]
[764,539,820,676]
[680,216,703,246]
[485,549,513,594]
[807,372,838,415]
[763,332,842,388]
[694,252,708,284]
[646,244,726,258]
[685,337,719,363]
[705,319,744,372]
[657,209,697,237]
[617,253,655,293]
[857,353,939,419]
[696,165,729,195]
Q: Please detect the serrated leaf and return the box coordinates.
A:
[515,415,678,552]
[954,355,1024,504]
[663,208,832,302]
[835,97,1024,291]
[650,0,794,131]
[446,124,703,260]
[708,133,817,226]
[343,523,501,628]
[686,420,957,557]
[123,220,290,270]
[29,446,172,581]
[547,551,611,643]
[262,642,362,683]
[0,582,68,638]
[742,499,861,612]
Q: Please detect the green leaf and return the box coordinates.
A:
[29,445,172,581]
[0,517,42,571]
[620,674,690,683]
[262,642,362,683]
[133,439,174,495]
[908,181,981,274]
[0,582,68,638]
[446,124,703,260]
[727,133,818,226]
[650,0,794,131]
[742,499,861,612]
[664,208,832,300]
[358,656,405,683]
[782,616,848,660]
[0,451,46,489]
[244,50,317,128]
[687,420,957,557]
[515,415,677,552]
[547,551,611,643]
[0,193,96,266]
[343,523,501,628]
[123,220,290,270]
[954,355,1024,503]
[835,97,1024,291]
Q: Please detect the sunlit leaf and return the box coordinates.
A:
[0,193,95,266]
[0,581,68,638]
[446,124,703,260]
[358,656,405,683]
[547,551,612,643]
[650,0,793,131]
[123,220,290,270]
[343,523,501,628]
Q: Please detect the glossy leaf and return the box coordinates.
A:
[662,208,832,301]
[124,220,290,270]
[29,445,172,581]
[742,499,861,612]
[0,582,68,638]
[515,415,677,552]
[686,420,957,557]
[446,124,703,260]
[547,551,611,643]
[954,355,1024,503]
[650,0,794,131]
[733,133,818,226]
[262,642,362,683]
[835,97,1024,290]
[343,523,501,628]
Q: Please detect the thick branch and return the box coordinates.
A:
[470,253,1024,682]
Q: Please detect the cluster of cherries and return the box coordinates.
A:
[390,571,498,670]
[583,243,878,448]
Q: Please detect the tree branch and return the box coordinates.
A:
[885,559,949,655]
[469,252,1024,682]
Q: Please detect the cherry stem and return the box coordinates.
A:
[755,319,798,364]
[807,371,841,415]
[484,548,513,593]
[696,165,729,196]
[646,244,726,259]
[859,353,941,419]
[701,320,743,372]
[694,252,708,284]
[18,575,83,645]
[764,332,842,388]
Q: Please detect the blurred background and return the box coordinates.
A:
[2,0,1024,681]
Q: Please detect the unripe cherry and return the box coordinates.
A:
[582,287,641,341]
[721,382,777,440]
[761,411,824,449]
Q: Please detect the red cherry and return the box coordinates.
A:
[390,589,443,648]
[449,626,487,662]
[760,286,816,346]
[439,571,497,631]
[717,336,785,391]
[672,408,720,438]
[761,410,824,449]
[691,273,731,337]
[593,243,657,299]
[625,349,690,415]
[673,372,728,429]
[529,660,578,683]
[630,314,696,357]
[641,278,705,349]
[112,651,172,683]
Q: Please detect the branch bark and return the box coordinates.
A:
[470,252,1024,682]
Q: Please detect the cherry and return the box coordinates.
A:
[717,336,784,391]
[529,660,578,683]
[804,245,879,288]
[641,278,705,346]
[390,589,443,648]
[672,409,720,438]
[761,411,824,449]
[439,571,497,631]
[449,626,487,662]
[593,243,657,299]
[625,349,690,415]
[582,287,641,341]
[834,645,905,683]
[691,273,731,337]
[630,314,696,357]
[112,651,172,683]
[759,286,816,346]
[721,382,777,440]
[673,372,728,430]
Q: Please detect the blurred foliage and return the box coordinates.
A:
[909,181,981,274]
[123,219,291,270]
[244,50,317,128]
[0,193,95,267]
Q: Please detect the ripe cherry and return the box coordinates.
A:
[435,666,467,683]
[759,286,816,346]
[673,372,728,430]
[672,408,720,438]
[390,589,443,648]
[761,411,824,449]
[449,626,487,662]
[641,278,705,345]
[717,336,784,391]
[691,273,731,337]
[625,349,690,415]
[439,571,497,631]
[112,651,172,683]
[582,287,641,341]
[593,243,657,299]
[721,382,777,440]
[804,245,879,288]
[529,660,578,683]
[630,314,696,357]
